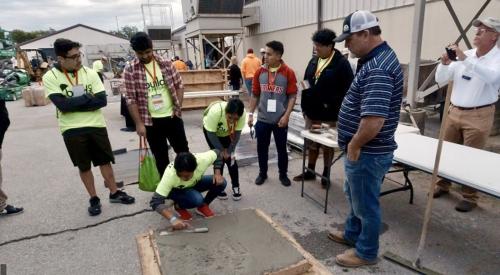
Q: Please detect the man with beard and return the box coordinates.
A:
[124,32,189,177]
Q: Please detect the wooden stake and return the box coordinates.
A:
[413,81,453,268]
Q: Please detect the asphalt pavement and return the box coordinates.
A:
[0,92,498,275]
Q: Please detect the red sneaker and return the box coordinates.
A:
[195,204,214,218]
[175,208,192,221]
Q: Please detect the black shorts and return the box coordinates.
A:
[63,128,115,171]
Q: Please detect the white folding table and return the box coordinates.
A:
[300,129,340,213]
[394,133,500,198]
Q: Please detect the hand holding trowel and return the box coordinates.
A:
[160,223,209,236]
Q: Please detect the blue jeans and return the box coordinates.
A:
[167,175,227,209]
[343,152,393,261]
[244,79,253,96]
[254,121,288,176]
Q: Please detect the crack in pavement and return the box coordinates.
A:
[0,208,153,248]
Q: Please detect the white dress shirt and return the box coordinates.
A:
[435,46,500,107]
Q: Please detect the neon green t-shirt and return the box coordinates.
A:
[203,101,246,137]
[144,60,173,118]
[43,66,106,133]
[155,150,217,197]
[92,60,104,73]
[269,64,281,73]
[315,52,334,83]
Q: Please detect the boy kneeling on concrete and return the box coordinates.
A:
[150,149,226,227]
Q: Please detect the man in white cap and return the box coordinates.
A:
[259,47,266,64]
[433,17,500,212]
[327,10,403,267]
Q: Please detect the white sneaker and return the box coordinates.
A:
[232,187,242,201]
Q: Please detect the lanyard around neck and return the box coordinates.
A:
[63,68,78,86]
[226,117,237,141]
[268,65,280,87]
[315,51,335,79]
[143,59,157,83]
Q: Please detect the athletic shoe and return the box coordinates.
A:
[109,190,135,204]
[232,187,242,201]
[88,196,102,216]
[0,204,24,216]
[217,191,228,200]
[195,204,214,218]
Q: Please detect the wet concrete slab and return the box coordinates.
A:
[155,209,307,275]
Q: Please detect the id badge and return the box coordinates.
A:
[72,85,85,97]
[298,80,311,91]
[152,94,164,110]
[267,99,277,113]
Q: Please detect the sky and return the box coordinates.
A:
[0,0,184,32]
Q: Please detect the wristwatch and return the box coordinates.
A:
[169,215,178,224]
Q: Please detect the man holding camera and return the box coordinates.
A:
[434,17,500,212]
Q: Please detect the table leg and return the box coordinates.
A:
[301,138,307,197]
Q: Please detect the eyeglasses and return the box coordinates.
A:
[473,27,496,35]
[64,52,83,60]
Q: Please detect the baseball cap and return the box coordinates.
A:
[472,17,500,32]
[334,10,379,42]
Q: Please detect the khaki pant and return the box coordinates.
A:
[437,104,495,202]
[0,149,7,212]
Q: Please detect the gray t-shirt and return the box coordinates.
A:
[252,63,297,124]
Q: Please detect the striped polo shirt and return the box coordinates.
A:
[337,42,403,154]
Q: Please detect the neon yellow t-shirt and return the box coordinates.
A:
[92,60,104,73]
[42,66,106,133]
[155,150,217,197]
[269,64,281,73]
[203,101,246,137]
[315,52,334,83]
[144,60,173,118]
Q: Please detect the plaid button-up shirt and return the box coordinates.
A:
[124,54,183,126]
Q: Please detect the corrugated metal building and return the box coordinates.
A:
[241,0,500,78]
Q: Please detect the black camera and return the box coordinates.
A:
[445,47,457,61]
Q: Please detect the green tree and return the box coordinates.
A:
[109,25,139,39]
[10,29,51,44]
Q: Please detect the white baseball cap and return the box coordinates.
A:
[472,17,500,32]
[334,10,379,42]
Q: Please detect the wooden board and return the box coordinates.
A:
[183,83,224,92]
[179,69,224,84]
[136,230,162,275]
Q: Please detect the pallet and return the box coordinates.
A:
[180,69,227,109]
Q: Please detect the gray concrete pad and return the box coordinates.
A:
[156,209,306,275]
[0,95,499,275]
